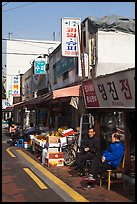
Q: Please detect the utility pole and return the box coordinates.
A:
[8,32,13,39]
[53,32,55,41]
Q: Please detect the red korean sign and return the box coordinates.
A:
[82,68,135,109]
[61,17,81,57]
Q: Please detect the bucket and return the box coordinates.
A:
[24,141,30,149]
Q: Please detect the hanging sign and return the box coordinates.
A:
[61,17,81,57]
[12,75,20,97]
[34,58,46,74]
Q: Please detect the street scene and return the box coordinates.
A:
[2,2,135,202]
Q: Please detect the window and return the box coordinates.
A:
[53,64,57,84]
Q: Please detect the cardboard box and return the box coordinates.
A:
[45,152,64,167]
[48,147,59,152]
[48,143,60,147]
[45,158,64,167]
[62,128,74,137]
[47,136,59,143]
[46,152,64,159]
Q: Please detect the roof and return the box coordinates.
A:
[82,15,135,34]
[14,85,81,107]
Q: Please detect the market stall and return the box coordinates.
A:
[31,127,76,167]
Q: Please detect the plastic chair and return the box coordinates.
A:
[17,139,24,147]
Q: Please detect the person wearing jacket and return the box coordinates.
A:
[85,129,124,183]
[76,127,100,176]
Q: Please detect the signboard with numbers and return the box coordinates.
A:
[82,68,135,109]
[34,58,46,74]
[61,17,81,57]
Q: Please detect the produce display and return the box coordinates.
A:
[34,126,74,142]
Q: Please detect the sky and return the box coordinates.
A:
[2,2,135,71]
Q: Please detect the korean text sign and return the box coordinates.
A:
[82,68,135,108]
[61,17,81,57]
[12,75,20,97]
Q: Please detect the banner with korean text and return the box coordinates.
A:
[12,75,20,97]
[61,17,81,57]
[82,68,135,109]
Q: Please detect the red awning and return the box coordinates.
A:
[52,85,81,99]
[13,85,81,107]
[28,84,81,106]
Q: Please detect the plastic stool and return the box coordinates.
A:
[17,139,24,147]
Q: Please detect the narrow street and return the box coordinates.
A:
[2,125,135,202]
[2,125,67,202]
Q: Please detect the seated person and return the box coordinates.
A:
[9,123,17,146]
[84,129,124,186]
[25,122,36,141]
[75,127,100,176]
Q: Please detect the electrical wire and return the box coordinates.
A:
[2,38,60,44]
[2,52,46,56]
[2,2,37,12]
[2,2,10,7]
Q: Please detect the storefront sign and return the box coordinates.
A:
[2,99,9,109]
[56,57,75,77]
[82,68,135,109]
[12,75,20,97]
[34,58,46,74]
[61,17,81,57]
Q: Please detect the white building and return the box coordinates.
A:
[5,39,60,105]
[82,15,135,77]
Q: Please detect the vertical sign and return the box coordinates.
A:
[12,75,20,97]
[61,17,81,57]
[78,53,89,77]
[34,58,46,74]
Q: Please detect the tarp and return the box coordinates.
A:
[82,15,135,34]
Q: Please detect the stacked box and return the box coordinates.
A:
[45,152,64,167]
[47,136,59,143]
[62,128,74,137]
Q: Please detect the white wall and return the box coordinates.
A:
[95,31,135,76]
[6,39,60,105]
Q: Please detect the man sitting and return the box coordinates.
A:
[75,127,100,176]
[84,129,124,188]
[25,122,36,141]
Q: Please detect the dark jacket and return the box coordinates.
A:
[81,136,100,156]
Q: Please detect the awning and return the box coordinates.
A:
[5,105,14,111]
[13,101,27,108]
[52,85,81,99]
[27,84,81,106]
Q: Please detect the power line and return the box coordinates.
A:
[2,2,10,7]
[2,52,46,56]
[2,38,60,44]
[2,2,37,12]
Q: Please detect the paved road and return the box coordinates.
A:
[2,132,66,202]
[2,125,89,202]
[2,125,135,202]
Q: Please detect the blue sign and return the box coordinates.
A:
[34,58,46,74]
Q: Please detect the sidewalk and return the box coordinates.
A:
[22,147,135,202]
[2,127,135,202]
